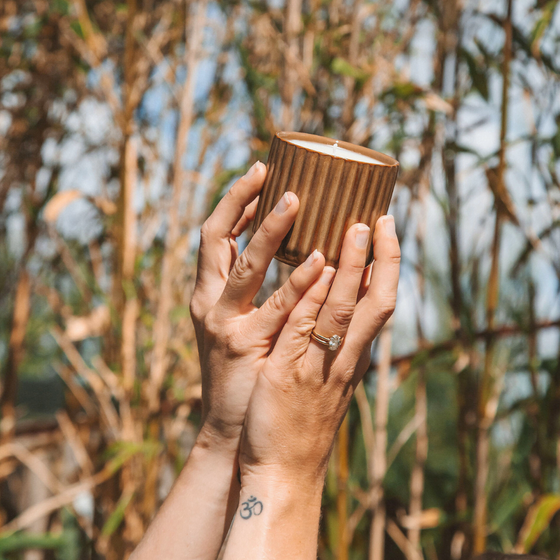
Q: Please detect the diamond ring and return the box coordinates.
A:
[310,330,344,351]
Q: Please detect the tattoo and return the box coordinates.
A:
[240,496,263,519]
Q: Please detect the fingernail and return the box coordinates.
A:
[320,267,336,285]
[245,161,261,178]
[304,250,320,268]
[384,216,397,238]
[355,225,370,249]
[274,192,291,214]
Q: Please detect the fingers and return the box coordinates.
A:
[250,250,326,339]
[357,264,373,303]
[271,266,337,362]
[232,197,260,238]
[194,162,267,312]
[345,215,400,353]
[219,191,300,311]
[307,223,370,360]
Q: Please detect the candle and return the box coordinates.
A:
[253,132,399,268]
[287,139,387,166]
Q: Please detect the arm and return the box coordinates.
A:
[131,162,325,560]
[131,428,239,560]
[224,472,324,560]
[223,216,401,559]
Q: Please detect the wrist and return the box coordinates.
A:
[195,422,241,458]
[240,465,325,503]
[222,467,324,560]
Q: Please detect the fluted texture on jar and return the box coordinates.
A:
[253,133,399,269]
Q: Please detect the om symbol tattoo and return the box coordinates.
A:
[240,496,263,519]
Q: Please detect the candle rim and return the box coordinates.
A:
[277,131,399,168]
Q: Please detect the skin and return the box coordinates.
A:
[131,161,401,560]
[223,210,400,560]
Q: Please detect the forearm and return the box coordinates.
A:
[222,470,325,560]
[131,427,239,560]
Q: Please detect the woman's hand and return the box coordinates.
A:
[222,216,400,560]
[189,161,327,452]
[240,215,399,479]
[133,162,327,560]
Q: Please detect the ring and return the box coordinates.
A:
[310,330,344,351]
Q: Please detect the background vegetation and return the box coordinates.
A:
[1,0,560,558]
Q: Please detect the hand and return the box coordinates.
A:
[189,161,327,451]
[238,216,400,481]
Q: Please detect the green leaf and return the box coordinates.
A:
[101,492,135,537]
[518,494,560,552]
[70,21,85,40]
[331,57,370,83]
[0,532,65,552]
[461,48,489,101]
[530,1,558,47]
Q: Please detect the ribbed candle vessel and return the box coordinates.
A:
[253,132,399,268]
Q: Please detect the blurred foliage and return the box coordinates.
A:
[1,0,560,559]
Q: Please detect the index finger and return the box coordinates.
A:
[195,162,266,301]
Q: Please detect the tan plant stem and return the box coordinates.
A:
[369,318,393,560]
[0,270,30,440]
[408,368,428,553]
[473,0,513,552]
[149,0,208,412]
[337,415,350,560]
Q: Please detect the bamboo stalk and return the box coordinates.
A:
[0,269,31,441]
[408,368,427,554]
[342,0,363,135]
[473,0,513,552]
[369,318,393,560]
[280,0,302,131]
[149,0,208,412]
[337,415,350,560]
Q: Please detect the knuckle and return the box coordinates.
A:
[204,311,242,354]
[257,218,274,239]
[200,220,213,243]
[203,310,220,339]
[329,302,355,328]
[346,261,366,275]
[293,318,315,337]
[268,288,287,313]
[230,250,254,282]
[377,296,397,321]
[189,295,204,323]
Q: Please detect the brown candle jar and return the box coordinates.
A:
[252,132,399,269]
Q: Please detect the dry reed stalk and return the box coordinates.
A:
[149,0,208,411]
[408,368,427,554]
[1,462,118,534]
[473,1,513,551]
[0,269,30,440]
[0,442,64,494]
[280,0,302,131]
[527,282,543,491]
[337,414,350,560]
[369,317,393,560]
[50,327,121,437]
[386,518,424,560]
[55,411,94,478]
[121,136,139,396]
[385,319,560,370]
[342,0,363,135]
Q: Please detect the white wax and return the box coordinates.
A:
[288,139,386,165]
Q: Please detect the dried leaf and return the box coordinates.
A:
[43,190,82,223]
[65,305,110,341]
